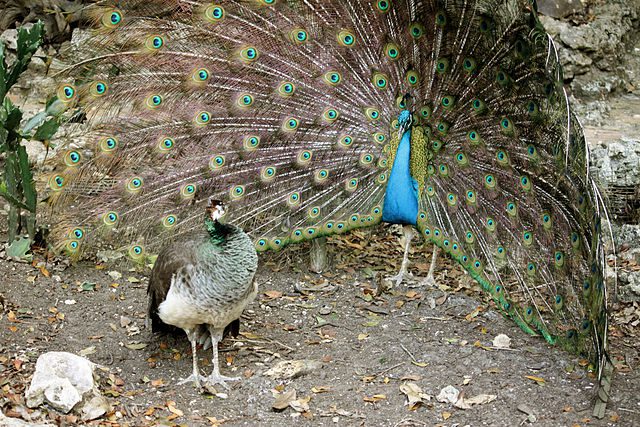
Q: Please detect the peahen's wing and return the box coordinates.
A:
[406,1,608,367]
[46,0,429,257]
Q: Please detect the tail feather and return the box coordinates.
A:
[45,0,608,374]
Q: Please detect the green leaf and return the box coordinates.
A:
[7,236,31,259]
[0,42,7,100]
[6,21,45,93]
[0,182,29,210]
[32,117,59,141]
[81,282,97,291]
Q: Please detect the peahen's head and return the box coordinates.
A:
[205,198,226,222]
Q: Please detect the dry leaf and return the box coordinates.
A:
[455,393,497,409]
[166,401,183,417]
[273,390,297,411]
[290,396,311,413]
[357,333,369,341]
[311,386,330,393]
[264,290,283,299]
[363,394,386,403]
[400,382,431,410]
[524,375,545,385]
[442,411,452,420]
[125,342,148,350]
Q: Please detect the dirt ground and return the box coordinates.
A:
[1,227,639,427]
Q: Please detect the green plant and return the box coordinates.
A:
[0,21,60,247]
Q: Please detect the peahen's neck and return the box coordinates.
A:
[381,126,419,226]
[204,217,233,245]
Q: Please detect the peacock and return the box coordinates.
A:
[147,198,258,389]
[44,0,609,386]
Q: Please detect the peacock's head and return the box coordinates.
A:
[206,198,226,222]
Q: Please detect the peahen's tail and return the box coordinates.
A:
[44,0,609,375]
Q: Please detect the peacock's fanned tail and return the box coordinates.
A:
[45,0,607,372]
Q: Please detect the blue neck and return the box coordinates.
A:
[382,129,418,225]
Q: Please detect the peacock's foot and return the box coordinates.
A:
[418,274,437,288]
[177,373,207,390]
[388,270,413,286]
[204,372,241,391]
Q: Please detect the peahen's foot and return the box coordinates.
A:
[177,373,207,390]
[204,372,241,390]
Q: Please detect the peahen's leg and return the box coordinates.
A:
[205,326,240,389]
[388,225,415,286]
[177,329,206,389]
[420,244,439,287]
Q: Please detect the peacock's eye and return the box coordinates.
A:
[376,0,390,12]
[337,29,356,46]
[409,22,424,38]
[204,5,225,21]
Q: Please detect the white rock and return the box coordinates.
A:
[492,333,512,349]
[26,352,96,414]
[81,395,111,421]
[436,385,460,404]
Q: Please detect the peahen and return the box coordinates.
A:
[147,198,258,389]
[45,0,609,382]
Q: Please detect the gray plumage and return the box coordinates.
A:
[147,200,258,390]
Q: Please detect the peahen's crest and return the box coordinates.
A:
[45,0,608,373]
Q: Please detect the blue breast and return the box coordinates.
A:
[382,129,418,225]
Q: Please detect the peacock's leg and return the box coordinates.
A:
[310,237,328,273]
[420,244,439,287]
[388,225,415,285]
[204,326,240,389]
[177,329,206,389]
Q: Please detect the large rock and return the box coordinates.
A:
[25,352,102,416]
